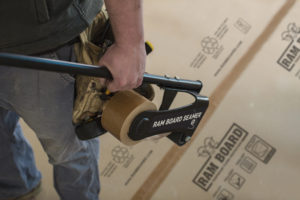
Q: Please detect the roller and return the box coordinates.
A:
[101,90,156,145]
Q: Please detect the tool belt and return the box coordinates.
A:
[72,10,108,124]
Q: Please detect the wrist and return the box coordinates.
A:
[113,26,144,48]
[115,36,145,50]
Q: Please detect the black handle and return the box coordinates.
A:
[0,52,202,93]
[0,53,112,78]
[143,73,202,93]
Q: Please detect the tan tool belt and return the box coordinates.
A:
[72,10,109,124]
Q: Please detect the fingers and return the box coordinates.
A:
[98,43,146,92]
[107,72,143,92]
[136,76,143,88]
[98,77,108,87]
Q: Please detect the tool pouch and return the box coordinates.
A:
[72,9,155,125]
[72,10,109,124]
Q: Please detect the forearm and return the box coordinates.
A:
[104,0,144,47]
[99,0,146,92]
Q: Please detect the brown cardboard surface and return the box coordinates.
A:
[151,1,300,199]
[144,0,288,96]
[99,0,293,200]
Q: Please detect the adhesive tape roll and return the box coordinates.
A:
[101,90,157,146]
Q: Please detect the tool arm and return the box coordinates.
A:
[0,52,209,146]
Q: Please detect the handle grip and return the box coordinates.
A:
[0,52,202,92]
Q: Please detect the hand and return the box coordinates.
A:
[98,42,146,92]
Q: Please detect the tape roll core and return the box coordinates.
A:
[101,90,157,145]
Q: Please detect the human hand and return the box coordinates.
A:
[98,42,146,92]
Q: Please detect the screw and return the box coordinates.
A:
[185,136,191,142]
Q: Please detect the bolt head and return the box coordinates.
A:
[185,136,191,142]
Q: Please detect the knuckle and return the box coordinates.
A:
[119,79,127,88]
[107,83,116,92]
[136,79,142,88]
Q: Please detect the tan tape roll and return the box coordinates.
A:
[101,90,157,146]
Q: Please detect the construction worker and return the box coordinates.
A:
[0,0,146,199]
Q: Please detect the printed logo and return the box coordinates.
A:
[281,23,300,41]
[193,123,248,191]
[152,112,202,128]
[277,23,300,71]
[201,36,219,54]
[197,137,219,157]
[234,18,251,34]
[245,135,276,164]
[239,156,257,174]
[189,119,197,129]
[216,189,234,200]
[101,146,134,178]
[228,172,246,190]
[111,146,130,164]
